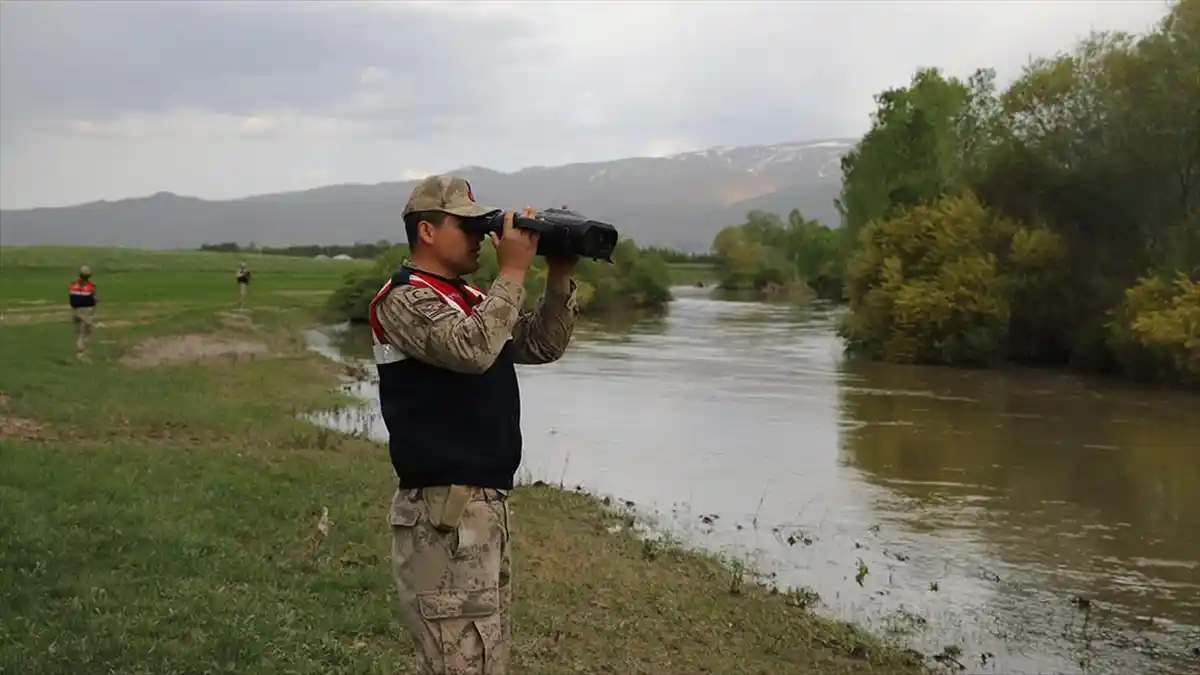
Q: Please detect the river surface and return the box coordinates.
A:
[306,286,1200,675]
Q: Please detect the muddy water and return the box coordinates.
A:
[306,287,1200,675]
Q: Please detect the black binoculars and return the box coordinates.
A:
[462,207,620,262]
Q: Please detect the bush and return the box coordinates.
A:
[838,190,1063,366]
[711,209,847,300]
[322,247,409,323]
[322,240,672,323]
[1107,272,1200,387]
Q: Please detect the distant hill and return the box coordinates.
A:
[0,138,853,253]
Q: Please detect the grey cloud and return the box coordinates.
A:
[0,2,536,130]
[0,1,857,149]
[0,0,1174,209]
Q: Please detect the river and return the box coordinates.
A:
[305,286,1200,675]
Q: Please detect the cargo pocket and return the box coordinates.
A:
[389,493,424,573]
[417,587,503,673]
[389,491,422,528]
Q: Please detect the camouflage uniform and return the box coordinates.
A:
[235,264,250,308]
[68,266,98,359]
[373,174,578,674]
[73,307,95,355]
[373,268,578,371]
[387,487,513,674]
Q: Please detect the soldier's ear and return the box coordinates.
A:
[418,219,438,246]
[420,214,452,244]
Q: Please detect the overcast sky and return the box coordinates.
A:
[0,0,1172,210]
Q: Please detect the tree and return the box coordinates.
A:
[835,67,984,237]
[836,0,1200,387]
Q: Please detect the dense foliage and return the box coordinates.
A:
[323,238,673,324]
[835,0,1200,387]
[838,191,1063,366]
[709,209,849,300]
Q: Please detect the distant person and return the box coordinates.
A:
[67,265,97,360]
[369,174,579,674]
[235,262,251,307]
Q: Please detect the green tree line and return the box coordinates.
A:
[832,0,1199,387]
[323,238,673,324]
[640,247,719,265]
[709,209,850,300]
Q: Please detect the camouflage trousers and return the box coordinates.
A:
[71,307,94,355]
[389,486,512,675]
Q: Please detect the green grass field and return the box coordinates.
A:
[0,246,368,316]
[665,262,718,286]
[0,246,926,674]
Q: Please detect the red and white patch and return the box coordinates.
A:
[408,272,486,315]
[366,270,489,367]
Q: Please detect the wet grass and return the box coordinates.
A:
[0,246,931,674]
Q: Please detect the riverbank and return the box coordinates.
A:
[0,256,930,674]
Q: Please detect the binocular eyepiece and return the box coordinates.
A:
[463,207,620,262]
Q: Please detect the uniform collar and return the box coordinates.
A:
[402,263,468,288]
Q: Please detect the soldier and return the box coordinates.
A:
[368,175,579,674]
[235,262,251,308]
[68,265,98,360]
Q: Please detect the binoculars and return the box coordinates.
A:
[463,207,620,262]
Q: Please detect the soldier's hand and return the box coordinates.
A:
[493,207,539,277]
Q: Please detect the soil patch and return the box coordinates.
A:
[120,334,273,368]
[217,311,257,330]
[0,415,44,441]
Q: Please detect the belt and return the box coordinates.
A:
[400,486,509,502]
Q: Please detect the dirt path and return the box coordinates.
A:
[119,333,273,368]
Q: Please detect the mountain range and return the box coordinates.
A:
[0,138,854,253]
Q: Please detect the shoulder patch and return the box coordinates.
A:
[395,285,461,322]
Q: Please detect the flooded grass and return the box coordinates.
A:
[0,250,934,675]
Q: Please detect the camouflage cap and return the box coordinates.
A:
[402,174,499,219]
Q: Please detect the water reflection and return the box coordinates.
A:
[306,287,1200,675]
[838,359,1200,672]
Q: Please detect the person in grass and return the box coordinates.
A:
[67,265,98,361]
[368,174,580,674]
